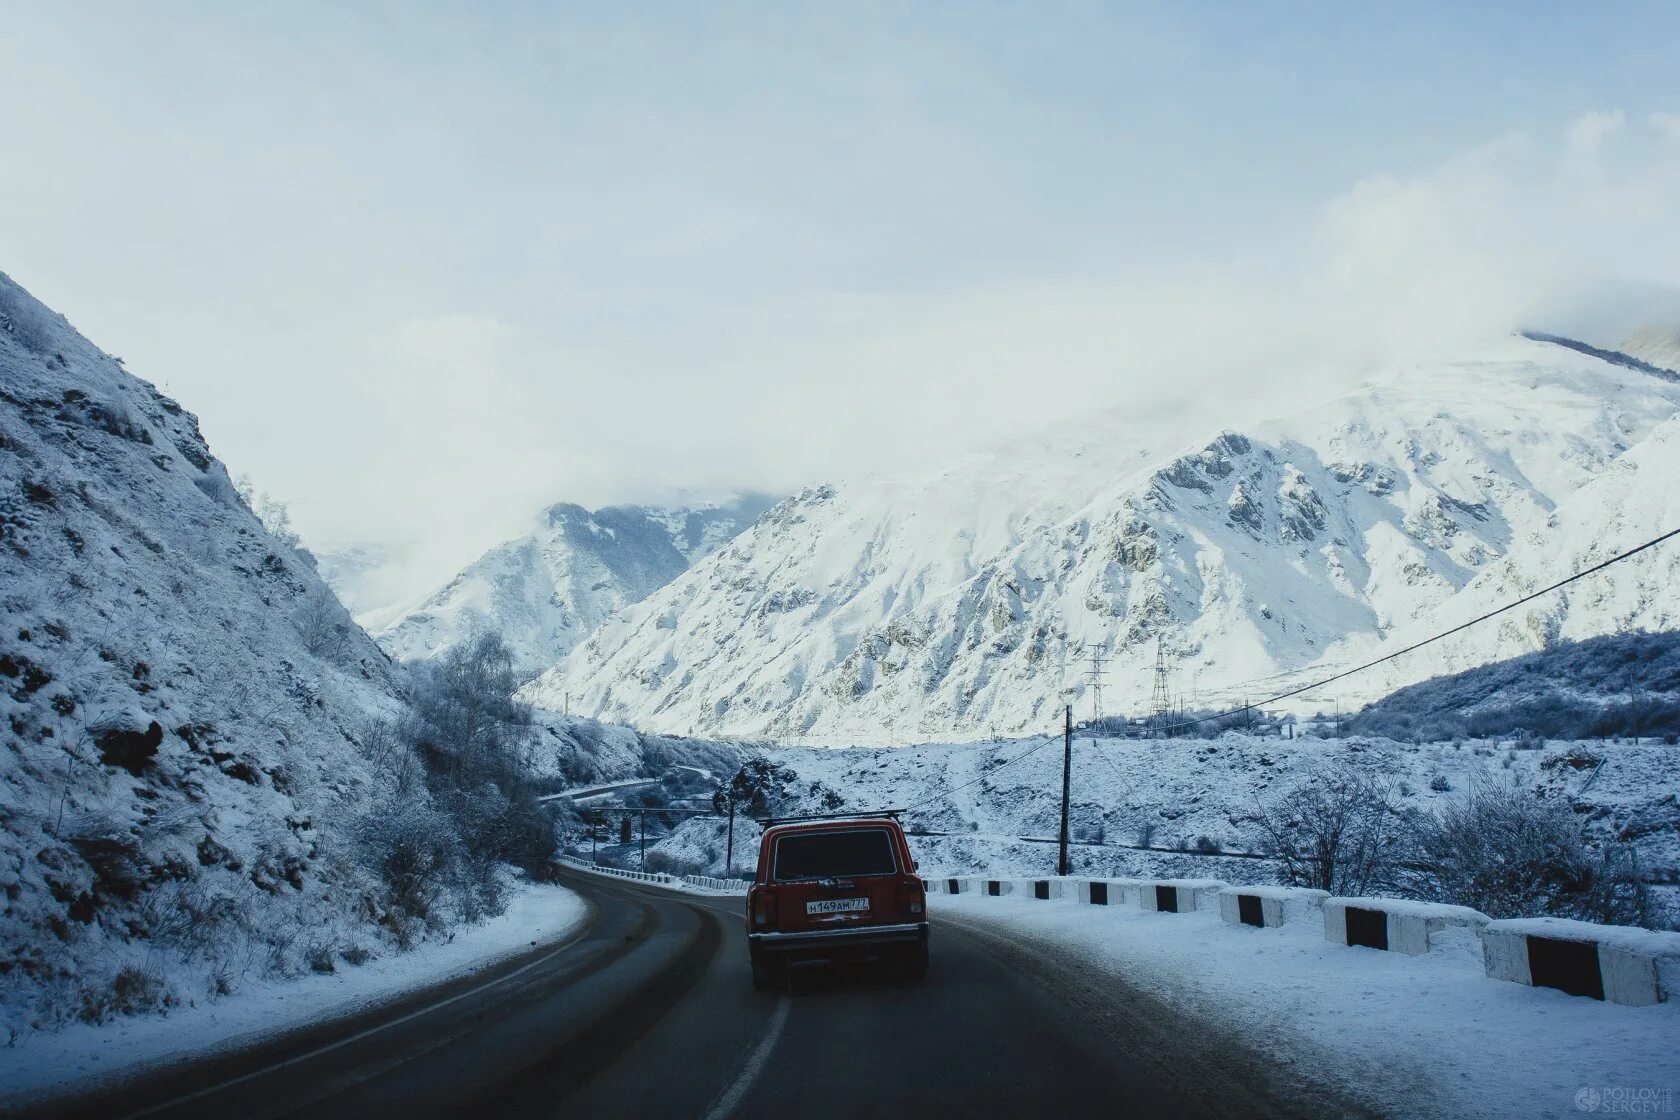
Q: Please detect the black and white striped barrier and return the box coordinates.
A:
[1218,886,1329,928]
[1075,878,1143,906]
[1481,917,1680,1006]
[1323,897,1489,956]
[928,876,981,895]
[1138,879,1227,914]
[927,876,1072,899]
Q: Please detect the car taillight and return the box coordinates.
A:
[899,879,924,917]
[752,890,777,927]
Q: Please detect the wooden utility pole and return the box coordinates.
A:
[726,799,736,877]
[1058,705,1073,877]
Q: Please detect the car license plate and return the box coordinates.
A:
[806,897,868,915]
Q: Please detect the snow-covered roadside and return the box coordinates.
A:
[0,882,589,1110]
[933,893,1680,1120]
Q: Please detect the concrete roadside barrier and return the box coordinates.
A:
[1480,917,1680,1006]
[1218,885,1329,928]
[939,876,982,895]
[1138,879,1227,914]
[1074,878,1147,906]
[1324,897,1489,956]
[1026,878,1073,901]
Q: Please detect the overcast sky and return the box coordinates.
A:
[4,3,1679,603]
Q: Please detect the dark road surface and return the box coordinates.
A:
[25,869,1371,1120]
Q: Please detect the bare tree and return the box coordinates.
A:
[1252,762,1408,895]
[294,584,352,661]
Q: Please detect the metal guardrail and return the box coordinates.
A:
[555,855,678,885]
[682,874,750,894]
[555,855,749,894]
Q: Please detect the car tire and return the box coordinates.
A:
[750,952,782,992]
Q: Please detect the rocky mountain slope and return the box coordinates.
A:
[526,337,1680,741]
[1319,413,1680,707]
[372,494,774,676]
[0,273,409,1032]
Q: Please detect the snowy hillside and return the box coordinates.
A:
[527,337,1680,741]
[0,273,414,1032]
[643,733,1680,890]
[373,494,774,676]
[1346,631,1680,741]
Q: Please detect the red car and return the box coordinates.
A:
[745,812,929,989]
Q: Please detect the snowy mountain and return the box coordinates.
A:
[525,337,1680,741]
[373,494,775,676]
[0,273,409,1031]
[1317,413,1680,707]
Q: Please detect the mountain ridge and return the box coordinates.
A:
[371,493,776,675]
[524,335,1680,741]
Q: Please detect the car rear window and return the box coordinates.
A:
[772,828,898,881]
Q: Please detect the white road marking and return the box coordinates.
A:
[701,995,792,1120]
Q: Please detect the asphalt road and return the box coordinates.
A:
[26,870,1373,1119]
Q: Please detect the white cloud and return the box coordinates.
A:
[280,111,1680,605]
[1566,109,1626,156]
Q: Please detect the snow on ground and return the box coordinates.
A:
[934,891,1680,1120]
[735,733,1680,884]
[0,880,588,1111]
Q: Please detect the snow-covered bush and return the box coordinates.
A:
[710,757,844,821]
[397,633,557,910]
[1410,775,1654,926]
[355,794,461,947]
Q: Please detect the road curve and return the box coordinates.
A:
[22,869,1370,1119]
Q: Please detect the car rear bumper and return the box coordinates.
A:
[748,921,928,953]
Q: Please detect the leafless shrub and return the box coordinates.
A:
[1410,774,1653,924]
[1253,762,1408,895]
[78,966,173,1024]
[294,585,353,662]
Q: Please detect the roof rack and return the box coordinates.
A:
[755,808,905,827]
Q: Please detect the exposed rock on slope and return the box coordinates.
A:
[1322,414,1680,706]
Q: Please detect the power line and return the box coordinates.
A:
[1152,525,1680,736]
[903,525,1680,819]
[904,735,1058,813]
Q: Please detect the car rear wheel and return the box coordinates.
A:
[750,952,783,992]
